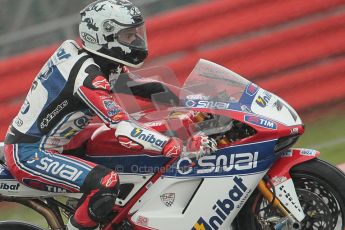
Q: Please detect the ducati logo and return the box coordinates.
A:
[160,193,175,207]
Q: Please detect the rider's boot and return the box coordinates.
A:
[67,216,99,230]
[66,169,119,230]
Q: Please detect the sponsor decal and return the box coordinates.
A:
[240,105,251,113]
[255,91,272,108]
[277,182,302,213]
[107,108,121,117]
[14,117,23,127]
[74,116,90,129]
[40,100,68,129]
[177,152,258,175]
[244,115,277,130]
[271,176,288,186]
[137,216,148,226]
[20,100,30,114]
[56,47,71,61]
[46,185,68,193]
[273,99,283,111]
[130,128,167,148]
[290,127,299,135]
[144,121,165,127]
[281,150,293,157]
[245,83,259,96]
[111,111,128,123]
[300,149,317,156]
[92,76,110,90]
[186,94,210,100]
[103,100,117,110]
[103,20,115,33]
[34,157,84,182]
[185,100,233,110]
[192,176,247,230]
[118,136,142,150]
[103,171,118,188]
[23,178,68,193]
[0,182,20,191]
[60,127,78,139]
[38,61,54,81]
[81,32,96,43]
[185,100,197,107]
[160,193,175,207]
[129,6,141,16]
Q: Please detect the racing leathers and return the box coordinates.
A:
[3,40,188,229]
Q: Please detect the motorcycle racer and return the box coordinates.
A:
[3,1,216,229]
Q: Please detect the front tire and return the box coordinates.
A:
[235,158,345,230]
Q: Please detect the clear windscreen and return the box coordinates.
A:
[179,59,301,127]
[180,59,252,111]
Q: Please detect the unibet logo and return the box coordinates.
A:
[192,176,247,230]
[0,183,20,191]
[130,128,167,148]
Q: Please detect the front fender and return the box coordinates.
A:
[266,148,320,222]
[268,148,320,180]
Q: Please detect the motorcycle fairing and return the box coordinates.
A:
[84,154,171,175]
[0,164,82,198]
[164,139,277,178]
[129,171,268,230]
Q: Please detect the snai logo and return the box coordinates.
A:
[192,176,248,230]
[130,128,167,148]
[35,157,84,182]
[177,152,258,176]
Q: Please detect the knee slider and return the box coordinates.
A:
[88,187,118,222]
[81,166,120,222]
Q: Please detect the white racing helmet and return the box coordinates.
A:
[79,0,148,68]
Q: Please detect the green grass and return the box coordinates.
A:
[296,113,345,164]
[0,202,49,228]
[0,113,344,227]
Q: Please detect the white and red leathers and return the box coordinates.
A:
[3,40,209,229]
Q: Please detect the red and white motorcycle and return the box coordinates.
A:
[0,59,344,230]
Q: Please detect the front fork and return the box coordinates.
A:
[255,148,320,229]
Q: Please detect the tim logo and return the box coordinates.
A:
[244,115,277,130]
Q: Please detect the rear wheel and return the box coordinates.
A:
[0,221,45,230]
[235,159,345,230]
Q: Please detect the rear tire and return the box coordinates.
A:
[0,221,45,230]
[235,158,345,229]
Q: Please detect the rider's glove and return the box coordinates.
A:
[162,134,217,159]
[162,137,183,158]
[183,134,218,159]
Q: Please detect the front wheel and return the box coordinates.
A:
[235,158,345,230]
